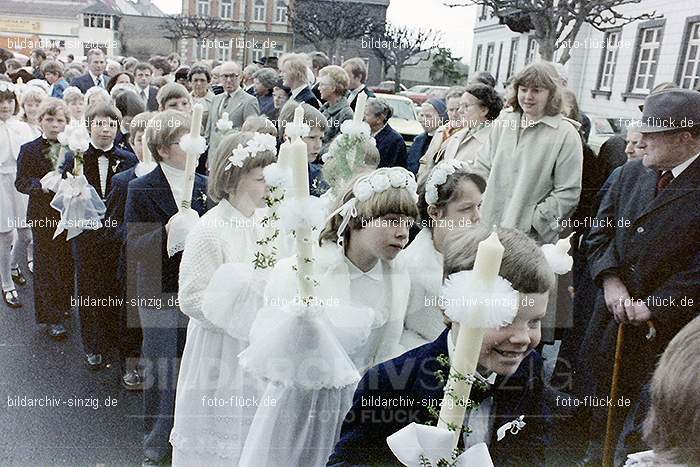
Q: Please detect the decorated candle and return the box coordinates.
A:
[181,104,204,208]
[277,142,293,171]
[353,92,368,124]
[288,106,314,301]
[437,230,505,449]
[222,112,229,122]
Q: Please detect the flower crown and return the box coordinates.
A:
[0,82,16,93]
[425,159,470,205]
[328,167,418,242]
[224,132,277,171]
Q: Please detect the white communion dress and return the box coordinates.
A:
[170,198,274,466]
[397,228,446,350]
[237,241,410,466]
[0,118,34,233]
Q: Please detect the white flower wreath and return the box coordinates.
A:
[327,167,418,240]
[425,159,470,205]
[224,132,277,171]
[0,82,15,93]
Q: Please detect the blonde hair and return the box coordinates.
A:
[145,110,190,163]
[63,86,84,104]
[156,82,192,110]
[241,115,279,137]
[443,225,555,293]
[319,170,419,246]
[643,315,700,465]
[508,61,564,117]
[84,86,110,107]
[279,53,311,84]
[208,131,277,203]
[20,87,46,107]
[318,65,349,96]
[37,97,68,122]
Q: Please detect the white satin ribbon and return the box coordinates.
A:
[387,422,494,467]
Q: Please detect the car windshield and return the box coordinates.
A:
[407,85,429,92]
[386,99,416,120]
[593,118,616,135]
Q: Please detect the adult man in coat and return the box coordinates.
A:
[70,48,109,94]
[204,61,259,155]
[581,89,700,464]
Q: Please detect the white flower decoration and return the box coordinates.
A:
[225,144,251,170]
[216,117,233,132]
[248,132,277,154]
[285,122,311,139]
[340,120,371,137]
[388,170,407,188]
[0,82,15,93]
[369,173,391,192]
[263,162,291,188]
[425,159,469,205]
[354,179,374,201]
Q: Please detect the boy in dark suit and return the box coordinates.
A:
[15,98,74,338]
[67,103,138,369]
[70,48,109,94]
[329,226,556,466]
[123,110,208,466]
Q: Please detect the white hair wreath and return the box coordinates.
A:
[425,159,470,205]
[224,132,277,170]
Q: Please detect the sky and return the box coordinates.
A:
[151,0,476,62]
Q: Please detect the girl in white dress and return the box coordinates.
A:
[170,131,278,466]
[399,160,486,350]
[19,86,45,138]
[0,83,36,308]
[238,167,420,466]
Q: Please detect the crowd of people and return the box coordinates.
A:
[0,45,698,467]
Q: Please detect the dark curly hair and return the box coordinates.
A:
[464,83,503,121]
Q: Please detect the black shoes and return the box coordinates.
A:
[48,323,67,338]
[11,267,26,286]
[3,289,21,308]
[86,353,104,370]
[121,369,144,391]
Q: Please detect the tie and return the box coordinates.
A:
[218,93,231,117]
[140,89,146,101]
[655,171,674,196]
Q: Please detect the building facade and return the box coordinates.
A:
[179,0,294,66]
[470,0,700,120]
[0,0,164,59]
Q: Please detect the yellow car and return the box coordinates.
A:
[374,93,424,148]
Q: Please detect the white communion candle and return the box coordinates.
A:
[181,104,204,208]
[353,92,368,124]
[437,230,505,450]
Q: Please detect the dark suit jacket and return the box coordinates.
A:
[104,167,138,281]
[328,330,549,466]
[348,86,376,111]
[406,132,432,175]
[587,157,700,348]
[375,124,408,169]
[70,72,110,94]
[65,144,138,200]
[294,86,320,109]
[124,165,207,296]
[15,136,68,226]
[137,85,159,111]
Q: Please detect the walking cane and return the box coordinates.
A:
[602,320,656,467]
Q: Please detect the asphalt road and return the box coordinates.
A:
[0,264,143,466]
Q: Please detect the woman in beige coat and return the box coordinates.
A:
[472,62,583,245]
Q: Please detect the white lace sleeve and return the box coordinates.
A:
[178,225,224,326]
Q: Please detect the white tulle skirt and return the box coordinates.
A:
[0,172,28,232]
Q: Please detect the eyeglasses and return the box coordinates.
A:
[221,73,240,80]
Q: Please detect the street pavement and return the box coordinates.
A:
[0,265,143,466]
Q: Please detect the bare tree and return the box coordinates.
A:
[447,0,659,64]
[370,24,441,92]
[288,0,384,60]
[160,15,238,52]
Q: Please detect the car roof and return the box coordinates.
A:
[375,92,413,103]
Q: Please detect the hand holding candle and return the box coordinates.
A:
[180,103,205,209]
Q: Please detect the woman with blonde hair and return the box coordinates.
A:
[19,86,46,137]
[318,65,353,154]
[472,61,583,245]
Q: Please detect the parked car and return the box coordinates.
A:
[400,85,450,106]
[374,93,424,148]
[369,80,408,94]
[586,113,628,154]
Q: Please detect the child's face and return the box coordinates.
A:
[302,126,323,162]
[133,131,144,161]
[429,179,482,245]
[351,213,412,261]
[163,97,191,114]
[67,99,84,120]
[90,116,118,148]
[478,292,548,376]
[0,98,14,121]
[233,166,268,209]
[40,111,67,141]
[23,100,41,121]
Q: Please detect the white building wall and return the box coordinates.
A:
[470,0,700,120]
